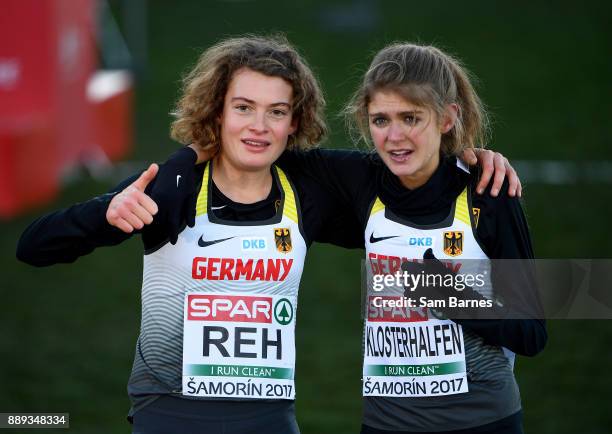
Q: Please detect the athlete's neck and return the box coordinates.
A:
[212,155,273,204]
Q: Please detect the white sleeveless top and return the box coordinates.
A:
[129,162,307,402]
[362,176,516,394]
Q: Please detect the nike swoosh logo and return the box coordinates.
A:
[198,235,234,247]
[176,175,182,187]
[369,233,399,243]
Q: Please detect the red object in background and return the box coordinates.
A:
[88,71,134,162]
[0,116,57,218]
[0,0,133,218]
[54,0,97,165]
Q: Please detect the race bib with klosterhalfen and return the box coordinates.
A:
[183,293,296,400]
[363,296,468,397]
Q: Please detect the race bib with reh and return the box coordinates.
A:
[183,292,297,399]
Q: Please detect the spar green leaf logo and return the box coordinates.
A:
[274,298,293,325]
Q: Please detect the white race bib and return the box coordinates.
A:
[363,296,468,397]
[183,292,297,399]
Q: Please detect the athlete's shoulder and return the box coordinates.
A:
[467,167,533,258]
[468,171,521,213]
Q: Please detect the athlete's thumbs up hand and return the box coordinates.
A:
[132,163,159,191]
[106,164,160,233]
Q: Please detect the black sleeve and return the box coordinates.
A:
[454,179,547,357]
[290,173,364,249]
[277,148,378,227]
[16,174,140,267]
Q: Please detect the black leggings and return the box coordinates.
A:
[131,397,299,434]
[360,410,523,434]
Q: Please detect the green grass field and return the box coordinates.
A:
[1,1,611,432]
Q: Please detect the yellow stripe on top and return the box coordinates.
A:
[454,187,471,225]
[195,163,297,222]
[195,162,211,217]
[276,166,298,223]
[370,197,385,216]
[371,189,470,222]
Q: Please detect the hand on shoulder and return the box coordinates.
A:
[461,148,522,198]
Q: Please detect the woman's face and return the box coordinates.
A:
[218,68,297,172]
[368,90,455,189]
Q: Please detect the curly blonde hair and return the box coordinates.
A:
[171,35,327,155]
[344,43,490,156]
